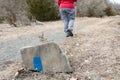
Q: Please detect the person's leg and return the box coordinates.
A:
[59,9,69,33]
[67,9,75,32]
[63,8,75,37]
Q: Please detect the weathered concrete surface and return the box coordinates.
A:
[20,42,72,72]
[20,46,38,69]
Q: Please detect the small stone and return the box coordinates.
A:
[84,60,90,64]
[14,72,19,78]
[64,51,68,54]
[70,77,77,80]
[14,68,25,78]
[36,20,43,25]
[76,43,79,46]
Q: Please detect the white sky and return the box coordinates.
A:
[109,0,120,3]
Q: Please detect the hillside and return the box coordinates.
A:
[0,16,120,80]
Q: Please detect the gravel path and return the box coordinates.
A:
[0,17,119,63]
[0,20,64,62]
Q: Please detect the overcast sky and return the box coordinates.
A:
[109,0,120,3]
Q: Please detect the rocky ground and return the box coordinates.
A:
[0,16,120,80]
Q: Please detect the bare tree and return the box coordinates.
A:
[110,0,120,14]
[0,0,30,27]
[76,0,117,17]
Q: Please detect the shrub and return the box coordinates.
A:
[104,6,118,16]
[26,0,60,21]
[76,0,108,17]
[88,7,95,17]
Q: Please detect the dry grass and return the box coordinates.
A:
[118,22,120,25]
[0,17,120,80]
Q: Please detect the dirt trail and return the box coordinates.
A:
[0,17,116,41]
[0,16,120,80]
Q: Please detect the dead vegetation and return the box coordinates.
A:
[0,17,120,80]
[0,0,30,27]
[118,22,120,25]
[0,0,119,27]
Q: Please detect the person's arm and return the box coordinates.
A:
[57,0,61,6]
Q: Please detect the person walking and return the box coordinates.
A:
[57,0,77,37]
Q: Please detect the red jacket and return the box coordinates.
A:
[57,0,77,8]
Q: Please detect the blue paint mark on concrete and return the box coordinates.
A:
[33,56,43,72]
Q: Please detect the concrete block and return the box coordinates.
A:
[20,42,72,73]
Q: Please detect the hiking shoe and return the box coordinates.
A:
[66,31,70,37]
[67,29,73,37]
